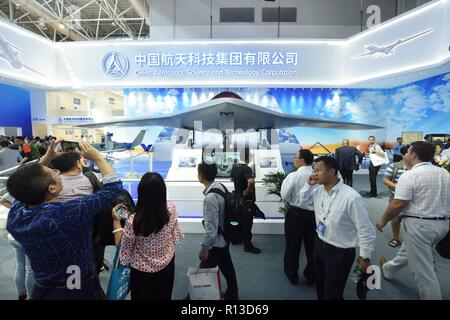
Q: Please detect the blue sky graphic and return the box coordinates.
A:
[123,72,450,145]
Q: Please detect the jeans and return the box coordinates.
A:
[9,239,35,298]
[31,273,102,300]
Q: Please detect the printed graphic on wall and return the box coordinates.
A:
[122,72,450,153]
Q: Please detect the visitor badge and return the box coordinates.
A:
[317,221,326,236]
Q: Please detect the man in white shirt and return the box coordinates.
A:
[280,149,315,286]
[366,136,385,197]
[376,141,450,300]
[300,156,376,300]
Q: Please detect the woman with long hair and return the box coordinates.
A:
[112,172,184,300]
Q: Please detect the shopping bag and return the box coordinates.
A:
[106,245,131,300]
[186,267,222,300]
[369,152,389,167]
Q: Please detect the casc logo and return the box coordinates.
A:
[102,51,129,79]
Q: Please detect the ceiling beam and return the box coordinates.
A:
[11,0,89,40]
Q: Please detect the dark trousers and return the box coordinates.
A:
[313,237,355,300]
[368,163,380,195]
[284,206,316,281]
[339,169,354,187]
[93,244,105,275]
[240,204,254,245]
[393,155,402,163]
[200,245,239,300]
[130,256,174,300]
[31,274,101,300]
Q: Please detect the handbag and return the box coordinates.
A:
[186,267,222,300]
[105,245,131,300]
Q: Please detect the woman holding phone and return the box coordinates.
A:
[111,172,184,300]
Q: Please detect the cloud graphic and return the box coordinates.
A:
[428,73,450,112]
[391,85,429,130]
[326,90,387,126]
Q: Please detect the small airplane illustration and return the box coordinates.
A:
[351,28,434,60]
[0,33,46,77]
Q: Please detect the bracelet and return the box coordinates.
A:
[112,228,123,234]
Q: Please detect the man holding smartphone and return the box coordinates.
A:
[6,139,123,300]
[299,156,376,300]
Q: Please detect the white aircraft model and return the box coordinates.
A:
[351,28,434,60]
[0,33,45,77]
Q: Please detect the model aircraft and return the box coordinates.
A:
[0,33,45,77]
[351,28,434,59]
[76,92,382,132]
[92,129,147,153]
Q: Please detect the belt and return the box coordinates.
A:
[290,206,314,213]
[403,215,449,221]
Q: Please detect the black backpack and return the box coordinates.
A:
[207,183,242,244]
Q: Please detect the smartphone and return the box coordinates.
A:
[115,205,128,220]
[61,140,79,152]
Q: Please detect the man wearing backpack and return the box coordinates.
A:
[198,161,239,300]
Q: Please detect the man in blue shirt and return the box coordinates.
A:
[392,137,403,163]
[6,139,123,300]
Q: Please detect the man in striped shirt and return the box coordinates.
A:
[382,145,409,248]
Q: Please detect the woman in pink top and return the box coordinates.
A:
[112,172,184,300]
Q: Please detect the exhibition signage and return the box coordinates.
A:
[0,0,448,88]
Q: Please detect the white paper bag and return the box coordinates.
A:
[186,267,222,300]
[369,152,389,167]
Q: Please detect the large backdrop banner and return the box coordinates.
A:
[120,71,450,150]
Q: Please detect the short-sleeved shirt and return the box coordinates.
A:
[394,162,450,218]
[231,163,255,201]
[20,144,32,160]
[119,201,184,273]
[383,162,406,196]
[392,143,403,156]
[58,173,94,202]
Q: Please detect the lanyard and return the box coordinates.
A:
[320,188,340,220]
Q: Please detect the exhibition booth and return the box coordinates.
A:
[1,0,450,233]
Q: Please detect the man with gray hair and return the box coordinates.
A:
[334,139,363,187]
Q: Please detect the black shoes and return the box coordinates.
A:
[244,243,261,254]
[285,273,298,285]
[305,278,314,287]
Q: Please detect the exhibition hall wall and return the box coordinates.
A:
[120,71,450,152]
[0,83,32,137]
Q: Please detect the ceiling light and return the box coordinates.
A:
[59,23,65,29]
